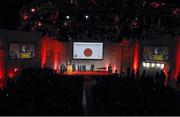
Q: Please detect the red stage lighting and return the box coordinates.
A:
[14,68,19,72]
[151,2,160,9]
[23,15,29,21]
[41,36,48,68]
[0,51,4,89]
[175,37,180,79]
[8,72,14,78]
[41,36,65,69]
[163,64,168,79]
[133,40,140,73]
[7,67,20,79]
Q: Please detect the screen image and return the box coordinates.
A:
[73,42,103,60]
[9,43,35,59]
[143,46,168,61]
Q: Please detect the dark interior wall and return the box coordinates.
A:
[0,29,41,76]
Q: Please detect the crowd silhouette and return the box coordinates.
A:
[92,69,180,115]
[2,68,83,115]
[0,67,180,115]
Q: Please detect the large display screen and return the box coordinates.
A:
[143,46,168,61]
[73,42,103,60]
[9,43,35,59]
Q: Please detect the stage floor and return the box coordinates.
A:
[59,71,114,76]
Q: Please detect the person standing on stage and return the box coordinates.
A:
[90,64,94,72]
[108,64,112,73]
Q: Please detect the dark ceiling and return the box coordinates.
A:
[0,0,30,29]
[0,0,180,41]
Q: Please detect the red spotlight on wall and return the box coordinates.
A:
[175,37,180,79]
[41,36,48,68]
[8,70,14,78]
[40,36,65,69]
[0,49,4,90]
[133,40,140,73]
[8,73,14,78]
[8,67,20,79]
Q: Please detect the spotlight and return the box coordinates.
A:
[151,63,155,67]
[38,22,42,26]
[66,16,70,19]
[156,63,160,67]
[146,63,150,68]
[23,15,29,21]
[143,62,146,67]
[85,15,89,20]
[14,68,19,72]
[64,22,68,26]
[160,64,164,69]
[31,8,36,13]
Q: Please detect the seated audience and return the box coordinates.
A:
[1,67,180,116]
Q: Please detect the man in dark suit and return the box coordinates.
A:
[90,64,94,72]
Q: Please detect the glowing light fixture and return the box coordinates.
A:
[143,62,146,67]
[66,16,70,19]
[151,63,155,67]
[156,63,160,67]
[160,64,164,69]
[31,8,36,13]
[85,15,89,20]
[146,63,150,68]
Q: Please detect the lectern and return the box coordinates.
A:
[67,63,72,73]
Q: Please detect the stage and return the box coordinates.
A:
[59,71,114,76]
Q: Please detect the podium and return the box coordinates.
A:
[67,64,72,73]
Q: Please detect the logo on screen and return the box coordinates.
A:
[84,48,92,57]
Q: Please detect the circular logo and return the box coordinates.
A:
[84,48,92,57]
